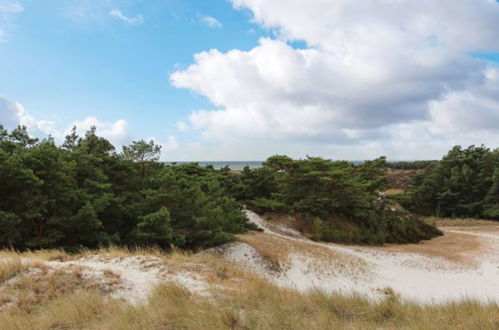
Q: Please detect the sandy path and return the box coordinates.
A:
[234,210,499,304]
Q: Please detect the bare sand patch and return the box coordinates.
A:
[232,210,499,304]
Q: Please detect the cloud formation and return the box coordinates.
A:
[171,0,499,159]
[199,15,222,29]
[69,116,131,146]
[110,9,143,26]
[0,0,23,13]
[0,0,23,42]
[0,96,131,148]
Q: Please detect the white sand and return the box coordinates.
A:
[48,256,167,304]
[223,210,499,304]
[2,211,498,306]
[0,255,209,306]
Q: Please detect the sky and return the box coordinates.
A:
[1,0,499,161]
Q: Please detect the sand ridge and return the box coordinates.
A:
[218,210,499,304]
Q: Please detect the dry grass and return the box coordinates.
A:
[426,216,499,228]
[236,231,366,273]
[0,263,109,313]
[384,188,405,195]
[375,231,484,266]
[1,248,499,329]
[0,249,72,262]
[2,267,498,329]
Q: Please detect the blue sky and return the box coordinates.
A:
[0,0,271,155]
[1,0,499,161]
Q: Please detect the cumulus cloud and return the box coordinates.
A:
[171,0,499,159]
[0,96,131,148]
[0,96,59,139]
[69,116,131,146]
[0,96,21,128]
[110,9,143,26]
[144,135,179,161]
[199,15,222,29]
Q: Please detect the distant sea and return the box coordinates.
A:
[166,161,263,170]
[166,160,364,170]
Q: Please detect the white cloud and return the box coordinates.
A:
[0,97,60,139]
[171,0,499,160]
[175,121,188,132]
[0,96,21,128]
[110,9,143,26]
[0,28,6,42]
[145,135,179,160]
[0,0,23,42]
[69,116,130,146]
[0,96,131,148]
[0,0,23,13]
[199,15,222,29]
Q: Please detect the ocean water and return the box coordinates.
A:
[166,160,364,170]
[166,161,263,170]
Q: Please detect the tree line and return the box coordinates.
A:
[3,124,494,251]
[0,125,256,250]
[396,145,499,220]
[386,160,438,170]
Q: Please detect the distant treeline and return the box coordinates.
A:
[386,160,438,170]
[394,145,499,220]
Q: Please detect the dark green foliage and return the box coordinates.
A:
[0,211,21,247]
[136,207,182,247]
[0,125,254,250]
[228,155,442,244]
[0,124,456,249]
[403,145,499,220]
[386,160,438,170]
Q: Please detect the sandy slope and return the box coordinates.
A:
[217,210,499,304]
[0,255,209,307]
[1,212,498,307]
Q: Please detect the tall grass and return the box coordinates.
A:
[0,248,498,329]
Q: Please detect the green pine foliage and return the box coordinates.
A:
[402,145,499,220]
[225,155,442,244]
[0,125,255,250]
[1,124,461,250]
[386,160,438,170]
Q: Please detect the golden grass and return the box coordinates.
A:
[384,188,405,195]
[0,263,110,313]
[426,216,499,228]
[2,272,498,329]
[1,248,499,329]
[0,249,72,262]
[236,231,366,273]
[374,231,484,266]
[0,245,169,263]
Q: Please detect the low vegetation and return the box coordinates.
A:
[0,249,498,330]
